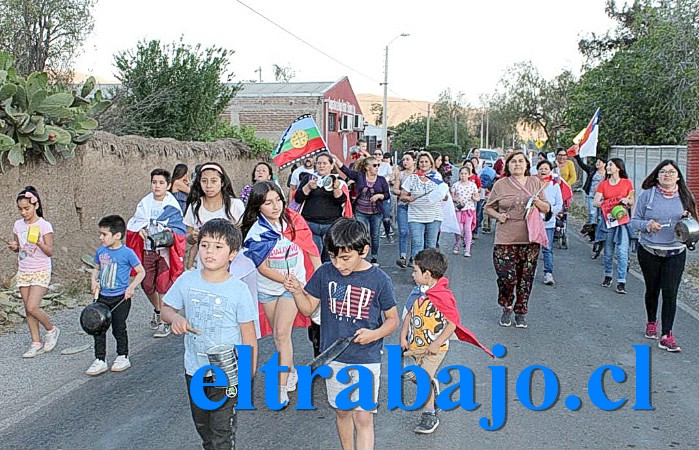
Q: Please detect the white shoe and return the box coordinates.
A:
[286,370,298,392]
[543,273,555,286]
[86,359,109,376]
[111,355,131,372]
[279,386,289,406]
[149,312,160,330]
[43,327,60,352]
[22,344,44,358]
[153,322,171,338]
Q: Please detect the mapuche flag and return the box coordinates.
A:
[271,114,328,169]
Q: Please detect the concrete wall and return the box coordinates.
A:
[0,132,287,284]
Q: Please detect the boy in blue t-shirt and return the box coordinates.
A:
[87,215,146,376]
[285,217,399,450]
[162,219,258,450]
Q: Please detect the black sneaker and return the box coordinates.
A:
[514,314,528,328]
[414,412,439,434]
[407,257,414,268]
[602,276,613,287]
[396,257,407,269]
[499,308,513,327]
[616,282,627,294]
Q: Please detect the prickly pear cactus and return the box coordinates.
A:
[0,51,111,169]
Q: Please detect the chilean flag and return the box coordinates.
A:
[243,209,320,338]
[125,192,186,282]
[423,277,493,357]
[573,108,600,158]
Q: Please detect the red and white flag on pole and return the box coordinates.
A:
[573,108,600,158]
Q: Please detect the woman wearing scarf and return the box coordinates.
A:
[593,158,634,294]
[630,160,697,352]
[536,160,564,286]
[485,151,551,329]
[400,152,447,261]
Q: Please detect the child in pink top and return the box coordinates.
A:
[450,167,480,257]
[6,186,60,358]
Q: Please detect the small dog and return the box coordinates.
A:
[580,223,597,242]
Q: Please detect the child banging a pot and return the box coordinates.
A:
[86,215,146,376]
[161,219,258,450]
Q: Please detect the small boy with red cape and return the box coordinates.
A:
[400,248,492,435]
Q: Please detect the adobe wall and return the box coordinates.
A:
[0,131,287,284]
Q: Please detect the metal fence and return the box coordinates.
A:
[608,145,687,194]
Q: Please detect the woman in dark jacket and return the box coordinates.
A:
[335,155,391,264]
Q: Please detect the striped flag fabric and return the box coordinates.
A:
[573,108,600,158]
[271,114,328,169]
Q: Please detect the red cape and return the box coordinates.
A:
[125,231,185,283]
[426,277,494,357]
[257,209,320,338]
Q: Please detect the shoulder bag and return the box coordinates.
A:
[508,177,549,247]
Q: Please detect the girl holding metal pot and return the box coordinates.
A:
[630,160,697,352]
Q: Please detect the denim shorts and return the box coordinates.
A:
[258,290,294,304]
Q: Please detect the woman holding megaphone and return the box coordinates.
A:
[593,158,635,294]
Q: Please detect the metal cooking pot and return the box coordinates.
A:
[80,302,113,336]
[675,217,699,251]
[148,230,174,248]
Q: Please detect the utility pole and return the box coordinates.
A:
[485,112,489,148]
[453,110,458,146]
[425,103,431,146]
[254,66,262,83]
[480,112,484,148]
[382,33,409,154]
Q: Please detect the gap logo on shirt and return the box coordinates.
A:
[328,282,374,321]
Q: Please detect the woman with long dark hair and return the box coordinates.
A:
[630,160,696,352]
[241,181,320,403]
[593,158,635,294]
[240,162,275,206]
[169,163,190,214]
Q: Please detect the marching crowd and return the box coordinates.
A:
[6,141,697,449]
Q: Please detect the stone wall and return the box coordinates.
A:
[0,132,287,284]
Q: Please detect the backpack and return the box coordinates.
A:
[480,166,497,190]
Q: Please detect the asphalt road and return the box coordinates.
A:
[1,223,698,449]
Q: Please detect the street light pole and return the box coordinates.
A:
[381,33,409,153]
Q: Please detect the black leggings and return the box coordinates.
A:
[637,246,686,336]
[94,295,131,360]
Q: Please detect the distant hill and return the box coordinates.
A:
[357,93,432,127]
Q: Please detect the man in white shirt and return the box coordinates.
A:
[289,156,316,195]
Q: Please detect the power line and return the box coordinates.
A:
[234,0,431,114]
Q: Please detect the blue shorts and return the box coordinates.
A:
[258,291,294,304]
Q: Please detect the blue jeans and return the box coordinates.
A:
[382,197,393,235]
[475,199,484,234]
[603,225,629,283]
[409,220,442,258]
[355,211,382,258]
[586,196,598,224]
[397,204,410,257]
[542,228,555,274]
[307,221,333,263]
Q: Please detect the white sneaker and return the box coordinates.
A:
[86,359,108,376]
[543,273,555,286]
[149,312,160,330]
[43,327,60,352]
[153,322,171,338]
[111,355,131,372]
[279,386,289,406]
[286,370,298,392]
[22,344,44,358]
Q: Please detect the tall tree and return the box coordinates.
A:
[109,38,240,141]
[0,0,96,83]
[565,0,699,147]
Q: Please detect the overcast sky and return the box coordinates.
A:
[74,0,620,106]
